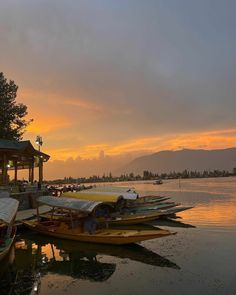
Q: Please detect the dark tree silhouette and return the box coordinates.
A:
[0,72,32,140]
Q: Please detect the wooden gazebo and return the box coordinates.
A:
[0,139,50,186]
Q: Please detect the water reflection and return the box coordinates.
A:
[0,234,180,294]
[117,178,236,229]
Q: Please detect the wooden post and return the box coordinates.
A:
[3,153,8,185]
[38,157,43,190]
[36,205,40,222]
[70,210,74,229]
[31,157,34,184]
[14,160,18,184]
[51,207,55,220]
[28,165,32,183]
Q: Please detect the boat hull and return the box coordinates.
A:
[122,202,178,213]
[23,221,174,245]
[0,226,16,261]
[40,211,162,225]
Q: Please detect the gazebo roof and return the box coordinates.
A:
[0,139,50,170]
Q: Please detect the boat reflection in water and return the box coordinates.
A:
[0,234,179,294]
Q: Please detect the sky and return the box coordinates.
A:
[1,0,236,178]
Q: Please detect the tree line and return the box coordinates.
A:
[47,168,236,184]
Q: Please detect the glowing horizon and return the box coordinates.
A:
[1,1,236,178]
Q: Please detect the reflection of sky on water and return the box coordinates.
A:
[0,233,180,294]
[116,177,236,229]
[0,177,235,295]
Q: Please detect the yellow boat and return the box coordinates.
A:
[0,198,19,261]
[23,219,174,245]
[39,210,163,225]
[24,195,175,245]
[63,191,137,203]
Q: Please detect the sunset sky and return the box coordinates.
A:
[1,1,236,178]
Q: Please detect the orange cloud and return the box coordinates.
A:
[43,128,236,161]
[45,144,110,161]
[26,115,71,134]
[18,88,236,161]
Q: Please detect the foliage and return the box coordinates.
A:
[47,168,236,184]
[0,72,32,140]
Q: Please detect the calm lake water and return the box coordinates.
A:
[1,177,236,295]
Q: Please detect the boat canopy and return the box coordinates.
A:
[0,198,19,224]
[63,191,138,202]
[38,195,105,214]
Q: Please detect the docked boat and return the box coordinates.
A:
[121,202,179,214]
[158,206,194,217]
[40,210,164,225]
[123,196,170,208]
[0,198,19,261]
[63,190,138,202]
[63,192,177,211]
[24,196,175,245]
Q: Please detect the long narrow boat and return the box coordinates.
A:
[39,210,163,225]
[24,196,175,245]
[63,191,138,202]
[123,197,170,208]
[126,195,169,204]
[121,202,179,213]
[0,198,19,261]
[158,206,194,217]
[24,219,174,245]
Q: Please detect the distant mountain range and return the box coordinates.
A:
[118,148,236,174]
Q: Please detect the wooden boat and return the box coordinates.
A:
[63,191,138,202]
[121,202,179,213]
[158,206,194,217]
[63,192,178,212]
[0,198,19,261]
[123,197,170,208]
[39,210,163,225]
[24,219,174,245]
[98,211,163,225]
[24,195,175,245]
[126,195,169,204]
[63,191,173,212]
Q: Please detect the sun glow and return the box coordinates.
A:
[32,128,236,161]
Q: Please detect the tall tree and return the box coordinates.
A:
[0,72,32,140]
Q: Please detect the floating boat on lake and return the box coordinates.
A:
[121,202,179,214]
[63,191,138,202]
[153,179,163,185]
[123,196,170,208]
[40,210,164,225]
[0,198,19,261]
[24,196,175,245]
